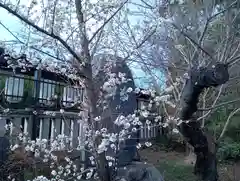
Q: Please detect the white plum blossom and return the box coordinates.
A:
[114,115,128,126]
[134,87,140,94]
[176,77,181,83]
[101,128,107,133]
[163,123,169,128]
[51,170,57,176]
[146,120,151,125]
[136,143,142,149]
[109,133,117,142]
[145,142,152,147]
[86,169,94,179]
[108,161,113,167]
[177,119,183,125]
[94,116,101,122]
[132,127,137,132]
[124,122,131,129]
[154,95,170,102]
[141,110,149,118]
[3,108,9,113]
[77,175,82,180]
[97,139,110,154]
[10,144,19,151]
[95,130,101,135]
[110,143,116,150]
[126,87,133,93]
[164,84,177,93]
[166,101,176,108]
[148,103,153,109]
[183,72,189,79]
[140,89,150,95]
[32,176,50,181]
[102,82,112,92]
[172,128,179,134]
[154,116,162,122]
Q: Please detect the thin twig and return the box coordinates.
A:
[198,97,240,111]
[89,0,128,43]
[197,85,223,121]
[140,0,154,9]
[209,0,237,21]
[90,29,104,57]
[171,0,237,63]
[129,2,154,9]
[218,107,240,141]
[51,0,59,34]
[123,28,156,61]
[171,23,215,61]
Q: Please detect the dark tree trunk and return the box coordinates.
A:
[178,63,229,181]
[179,121,218,181]
[83,63,111,181]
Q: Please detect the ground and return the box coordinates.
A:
[139,146,236,181]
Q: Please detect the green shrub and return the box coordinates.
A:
[217,137,240,161]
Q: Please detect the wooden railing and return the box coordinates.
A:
[0,65,87,161]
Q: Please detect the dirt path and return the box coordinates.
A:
[139,146,192,165]
[139,147,236,181]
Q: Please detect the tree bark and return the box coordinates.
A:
[178,63,229,181]
[74,0,110,180]
[80,45,111,181]
[179,121,218,181]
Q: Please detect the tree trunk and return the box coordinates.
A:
[83,63,111,181]
[178,63,229,181]
[74,0,111,179]
[179,121,218,181]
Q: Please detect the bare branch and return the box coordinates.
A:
[15,0,21,12]
[51,0,59,34]
[140,0,154,9]
[65,27,79,43]
[171,23,215,61]
[123,28,156,61]
[227,54,240,66]
[218,107,240,141]
[218,9,240,64]
[89,0,128,43]
[191,17,209,65]
[172,1,237,63]
[209,0,238,21]
[0,2,81,62]
[129,2,154,9]
[198,97,240,111]
[90,29,104,57]
[75,0,92,66]
[200,89,208,127]
[197,85,223,121]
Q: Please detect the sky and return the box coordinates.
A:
[0,0,164,89]
[0,9,23,41]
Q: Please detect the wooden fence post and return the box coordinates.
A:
[31,69,41,140]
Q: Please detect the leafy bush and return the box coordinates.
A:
[207,104,240,161]
[217,138,240,161]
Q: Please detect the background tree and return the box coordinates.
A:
[135,0,240,180]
